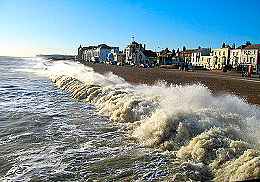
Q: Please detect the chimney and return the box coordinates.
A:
[144,44,146,50]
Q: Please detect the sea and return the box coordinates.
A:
[0,56,260,181]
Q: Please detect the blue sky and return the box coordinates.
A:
[0,0,260,56]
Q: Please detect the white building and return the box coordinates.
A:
[125,41,146,65]
[241,48,259,66]
[78,44,119,63]
[191,48,211,66]
[230,49,242,68]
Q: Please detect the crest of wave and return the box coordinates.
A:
[133,83,260,181]
[48,61,159,122]
[47,61,128,87]
[133,83,260,147]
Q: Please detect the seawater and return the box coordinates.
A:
[0,57,260,181]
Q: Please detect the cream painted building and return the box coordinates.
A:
[200,55,213,69]
[212,47,230,69]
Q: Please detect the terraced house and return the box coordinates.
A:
[191,48,211,66]
[241,44,260,74]
[211,46,230,70]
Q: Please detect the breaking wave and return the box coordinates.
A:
[40,60,260,181]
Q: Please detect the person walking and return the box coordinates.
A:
[248,64,253,78]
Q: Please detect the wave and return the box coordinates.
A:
[42,60,260,181]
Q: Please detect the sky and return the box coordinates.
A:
[0,0,260,57]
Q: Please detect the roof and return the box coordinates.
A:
[181,49,197,53]
[98,44,112,49]
[127,41,142,48]
[81,44,118,50]
[244,44,260,49]
[131,41,139,45]
[143,50,157,57]
[159,48,172,55]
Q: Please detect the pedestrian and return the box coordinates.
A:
[241,65,245,77]
[248,65,253,78]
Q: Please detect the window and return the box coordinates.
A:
[219,52,221,56]
[233,52,235,56]
[223,51,225,55]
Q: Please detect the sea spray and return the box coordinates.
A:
[50,74,158,122]
[44,60,260,181]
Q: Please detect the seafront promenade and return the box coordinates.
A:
[84,62,260,106]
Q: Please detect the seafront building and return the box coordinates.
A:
[200,55,213,69]
[240,44,260,68]
[124,41,146,65]
[242,45,260,74]
[77,44,119,63]
[191,48,211,66]
[124,41,157,66]
[112,51,125,65]
[176,49,195,63]
[211,46,231,69]
[157,48,174,65]
[230,48,242,68]
[76,40,260,74]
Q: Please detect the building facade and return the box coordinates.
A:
[241,45,260,74]
[200,55,213,69]
[77,44,119,63]
[230,49,242,68]
[191,48,211,66]
[157,48,173,65]
[113,51,126,65]
[125,41,146,65]
[177,49,196,63]
[211,47,230,69]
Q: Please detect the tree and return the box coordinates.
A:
[198,46,201,49]
[177,48,180,53]
[222,42,226,48]
[183,46,186,52]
